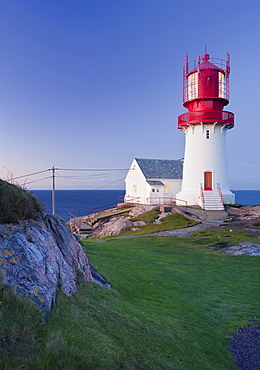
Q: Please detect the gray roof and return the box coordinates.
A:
[147,180,164,186]
[135,158,183,180]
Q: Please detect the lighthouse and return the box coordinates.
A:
[176,53,235,209]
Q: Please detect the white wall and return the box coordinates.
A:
[125,159,147,203]
[125,160,183,204]
[177,123,235,205]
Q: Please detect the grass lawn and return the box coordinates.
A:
[117,212,198,237]
[1,231,259,369]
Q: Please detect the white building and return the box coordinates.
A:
[125,158,183,205]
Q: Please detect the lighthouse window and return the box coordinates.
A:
[187,72,198,100]
[206,129,210,139]
[218,72,225,98]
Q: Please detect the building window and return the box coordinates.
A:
[133,185,137,193]
[164,185,168,193]
[206,129,210,139]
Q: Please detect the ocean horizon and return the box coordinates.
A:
[31,189,260,221]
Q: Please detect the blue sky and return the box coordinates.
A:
[0,0,259,190]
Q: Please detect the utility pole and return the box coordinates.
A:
[52,166,56,215]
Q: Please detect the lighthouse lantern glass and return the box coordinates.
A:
[218,72,225,98]
[187,72,198,100]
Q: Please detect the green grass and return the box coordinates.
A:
[120,212,198,236]
[0,180,43,223]
[1,232,259,369]
[0,278,44,368]
[131,208,160,223]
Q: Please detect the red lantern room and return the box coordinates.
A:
[178,53,234,129]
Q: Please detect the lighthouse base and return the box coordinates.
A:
[176,191,235,210]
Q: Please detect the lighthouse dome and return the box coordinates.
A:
[188,54,224,77]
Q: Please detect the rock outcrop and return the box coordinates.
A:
[128,205,157,218]
[91,206,159,237]
[0,213,94,317]
[223,242,260,255]
[92,216,133,237]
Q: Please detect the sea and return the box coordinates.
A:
[31,190,125,221]
[31,190,260,221]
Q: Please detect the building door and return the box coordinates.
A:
[204,172,212,190]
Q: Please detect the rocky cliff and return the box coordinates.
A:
[0,213,94,317]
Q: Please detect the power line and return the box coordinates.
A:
[24,176,52,185]
[56,170,127,180]
[56,168,128,171]
[9,168,128,181]
[4,167,127,215]
[12,169,50,180]
[55,175,126,204]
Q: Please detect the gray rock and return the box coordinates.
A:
[157,212,171,220]
[92,216,133,237]
[223,242,260,256]
[132,220,146,227]
[129,205,157,218]
[90,265,110,289]
[0,213,94,317]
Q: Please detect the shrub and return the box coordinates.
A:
[0,180,43,223]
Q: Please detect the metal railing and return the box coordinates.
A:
[216,183,224,206]
[200,183,205,209]
[178,110,234,127]
[120,195,141,204]
[183,54,230,103]
[146,197,187,207]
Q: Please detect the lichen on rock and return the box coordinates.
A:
[0,213,94,317]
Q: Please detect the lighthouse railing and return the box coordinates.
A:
[200,183,205,209]
[216,183,224,206]
[178,110,234,127]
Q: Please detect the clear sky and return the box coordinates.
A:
[0,0,259,190]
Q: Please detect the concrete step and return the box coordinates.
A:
[203,191,224,210]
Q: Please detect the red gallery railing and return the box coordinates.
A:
[178,110,234,128]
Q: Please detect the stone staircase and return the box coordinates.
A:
[203,191,224,210]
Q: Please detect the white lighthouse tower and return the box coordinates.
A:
[176,53,235,209]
